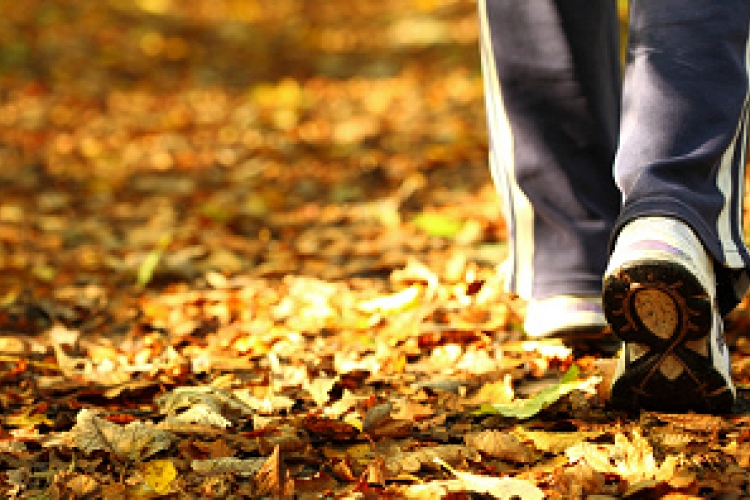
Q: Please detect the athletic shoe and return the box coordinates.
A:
[603,217,735,413]
[524,295,617,353]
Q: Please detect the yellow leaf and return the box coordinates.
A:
[514,427,605,454]
[143,459,177,494]
[5,413,53,428]
[306,376,339,407]
[412,212,464,238]
[358,285,420,314]
[343,413,363,432]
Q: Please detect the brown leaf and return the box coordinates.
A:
[301,415,359,440]
[552,461,606,498]
[254,445,294,498]
[436,458,545,500]
[386,444,480,476]
[191,457,265,477]
[64,473,100,497]
[45,409,175,461]
[366,456,387,486]
[464,430,534,464]
[193,439,235,459]
[392,400,435,421]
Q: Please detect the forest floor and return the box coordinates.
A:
[3,0,750,498]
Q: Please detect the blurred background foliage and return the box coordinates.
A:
[0,0,629,92]
[0,0,482,93]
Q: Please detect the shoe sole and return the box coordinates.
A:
[603,260,734,413]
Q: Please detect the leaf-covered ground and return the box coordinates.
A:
[3,1,750,498]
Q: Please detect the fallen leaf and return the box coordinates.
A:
[435,458,545,499]
[471,375,515,405]
[514,427,605,454]
[358,285,421,314]
[386,444,480,475]
[142,459,177,494]
[566,430,679,484]
[192,457,266,477]
[46,409,175,461]
[254,445,294,497]
[474,364,601,419]
[362,402,393,432]
[464,430,534,463]
[162,403,233,428]
[412,212,464,238]
[306,376,339,407]
[156,385,253,427]
[137,234,171,288]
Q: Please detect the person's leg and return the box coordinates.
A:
[477,0,622,337]
[605,0,750,412]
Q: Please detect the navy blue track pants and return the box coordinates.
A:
[479,0,750,314]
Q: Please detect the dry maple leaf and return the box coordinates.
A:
[234,388,295,415]
[566,430,679,484]
[45,409,176,462]
[156,385,253,423]
[161,403,233,429]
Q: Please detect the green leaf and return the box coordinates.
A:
[137,234,172,288]
[412,212,463,238]
[473,365,601,420]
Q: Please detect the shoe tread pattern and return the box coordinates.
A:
[603,260,733,413]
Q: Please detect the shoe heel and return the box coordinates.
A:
[603,260,712,345]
